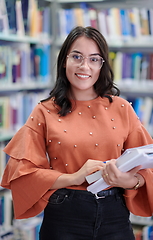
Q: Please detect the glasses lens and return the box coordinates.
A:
[67,53,104,69]
[89,56,103,69]
[69,53,82,64]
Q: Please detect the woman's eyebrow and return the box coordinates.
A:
[71,50,101,56]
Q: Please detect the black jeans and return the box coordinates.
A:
[39,188,135,240]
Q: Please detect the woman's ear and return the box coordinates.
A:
[63,62,66,68]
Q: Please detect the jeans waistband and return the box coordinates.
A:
[53,187,124,201]
[95,187,123,199]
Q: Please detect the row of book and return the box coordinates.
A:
[133,226,153,240]
[12,217,43,240]
[0,43,51,85]
[0,90,49,133]
[109,51,153,81]
[0,190,13,231]
[1,45,153,86]
[131,212,153,239]
[124,96,153,136]
[0,141,9,179]
[0,0,51,37]
[0,93,153,136]
[0,193,43,240]
[57,4,153,41]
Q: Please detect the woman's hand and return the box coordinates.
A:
[72,159,105,186]
[101,159,145,189]
[51,159,105,189]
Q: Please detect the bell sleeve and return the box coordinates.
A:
[124,168,153,217]
[1,104,63,219]
[123,102,153,217]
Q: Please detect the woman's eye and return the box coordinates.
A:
[73,54,81,60]
[90,57,98,62]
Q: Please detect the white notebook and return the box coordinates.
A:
[86,144,153,194]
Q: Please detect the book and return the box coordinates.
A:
[21,0,29,34]
[119,9,131,38]
[80,2,90,28]
[28,0,39,37]
[149,53,153,80]
[139,8,150,36]
[131,8,141,39]
[86,144,153,194]
[109,8,122,38]
[142,97,153,131]
[113,51,123,82]
[88,8,98,29]
[74,8,84,27]
[15,0,25,36]
[97,10,109,40]
[5,0,17,34]
[42,6,51,36]
[0,0,9,34]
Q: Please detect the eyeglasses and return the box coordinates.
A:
[67,52,105,69]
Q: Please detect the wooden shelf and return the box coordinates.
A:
[0,131,16,142]
[55,37,153,49]
[0,33,52,44]
[0,81,53,92]
[116,80,153,96]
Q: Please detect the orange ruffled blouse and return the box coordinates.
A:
[1,96,153,219]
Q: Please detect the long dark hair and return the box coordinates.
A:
[42,26,120,116]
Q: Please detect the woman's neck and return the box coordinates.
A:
[69,89,98,101]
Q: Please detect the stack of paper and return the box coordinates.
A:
[86,144,153,194]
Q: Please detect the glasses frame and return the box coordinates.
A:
[67,52,105,69]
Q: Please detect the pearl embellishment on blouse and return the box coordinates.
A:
[49,100,126,167]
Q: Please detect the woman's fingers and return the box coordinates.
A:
[102,159,117,183]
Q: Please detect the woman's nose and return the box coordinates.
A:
[79,58,90,69]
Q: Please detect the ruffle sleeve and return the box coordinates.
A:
[123,117,153,216]
[124,168,153,217]
[1,104,63,219]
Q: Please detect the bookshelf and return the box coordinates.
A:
[54,0,153,239]
[54,0,153,137]
[0,0,52,142]
[0,0,53,239]
[0,33,52,44]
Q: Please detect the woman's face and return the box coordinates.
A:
[65,36,101,100]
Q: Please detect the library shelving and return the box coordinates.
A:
[54,0,153,239]
[0,0,53,239]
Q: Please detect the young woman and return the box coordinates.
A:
[1,26,153,240]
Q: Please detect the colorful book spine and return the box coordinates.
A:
[0,43,51,85]
[56,6,153,41]
[2,0,50,37]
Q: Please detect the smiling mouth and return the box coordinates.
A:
[75,73,91,78]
